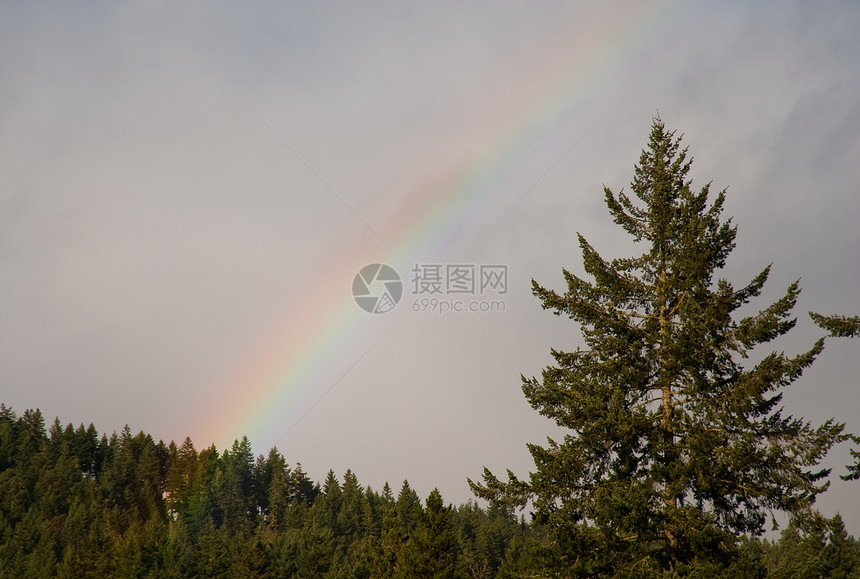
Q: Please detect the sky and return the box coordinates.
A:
[2,1,859,531]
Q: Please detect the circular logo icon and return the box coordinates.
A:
[352,263,402,314]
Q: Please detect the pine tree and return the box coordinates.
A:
[320,469,343,535]
[395,488,457,578]
[165,436,198,517]
[396,480,420,532]
[378,489,407,576]
[289,462,319,505]
[183,444,220,537]
[264,451,293,532]
[338,469,366,542]
[218,436,256,532]
[471,117,859,576]
[822,514,860,579]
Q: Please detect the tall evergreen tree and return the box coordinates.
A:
[396,480,420,532]
[218,436,255,532]
[183,444,220,537]
[338,469,366,542]
[471,118,859,576]
[396,488,457,578]
[822,514,860,579]
[165,436,198,517]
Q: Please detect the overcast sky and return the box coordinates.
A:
[2,1,859,531]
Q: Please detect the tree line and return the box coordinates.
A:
[0,405,536,577]
[0,405,858,578]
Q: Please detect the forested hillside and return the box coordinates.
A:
[0,405,536,577]
[1,404,858,578]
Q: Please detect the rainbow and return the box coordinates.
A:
[196,1,673,452]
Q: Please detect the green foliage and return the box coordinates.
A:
[810,313,860,338]
[763,514,860,579]
[0,404,530,577]
[470,118,859,576]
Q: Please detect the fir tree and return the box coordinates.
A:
[218,436,255,532]
[165,436,198,517]
[396,480,420,532]
[822,514,860,579]
[338,469,366,541]
[471,117,859,576]
[395,488,457,578]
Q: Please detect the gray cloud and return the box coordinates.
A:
[1,0,858,529]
